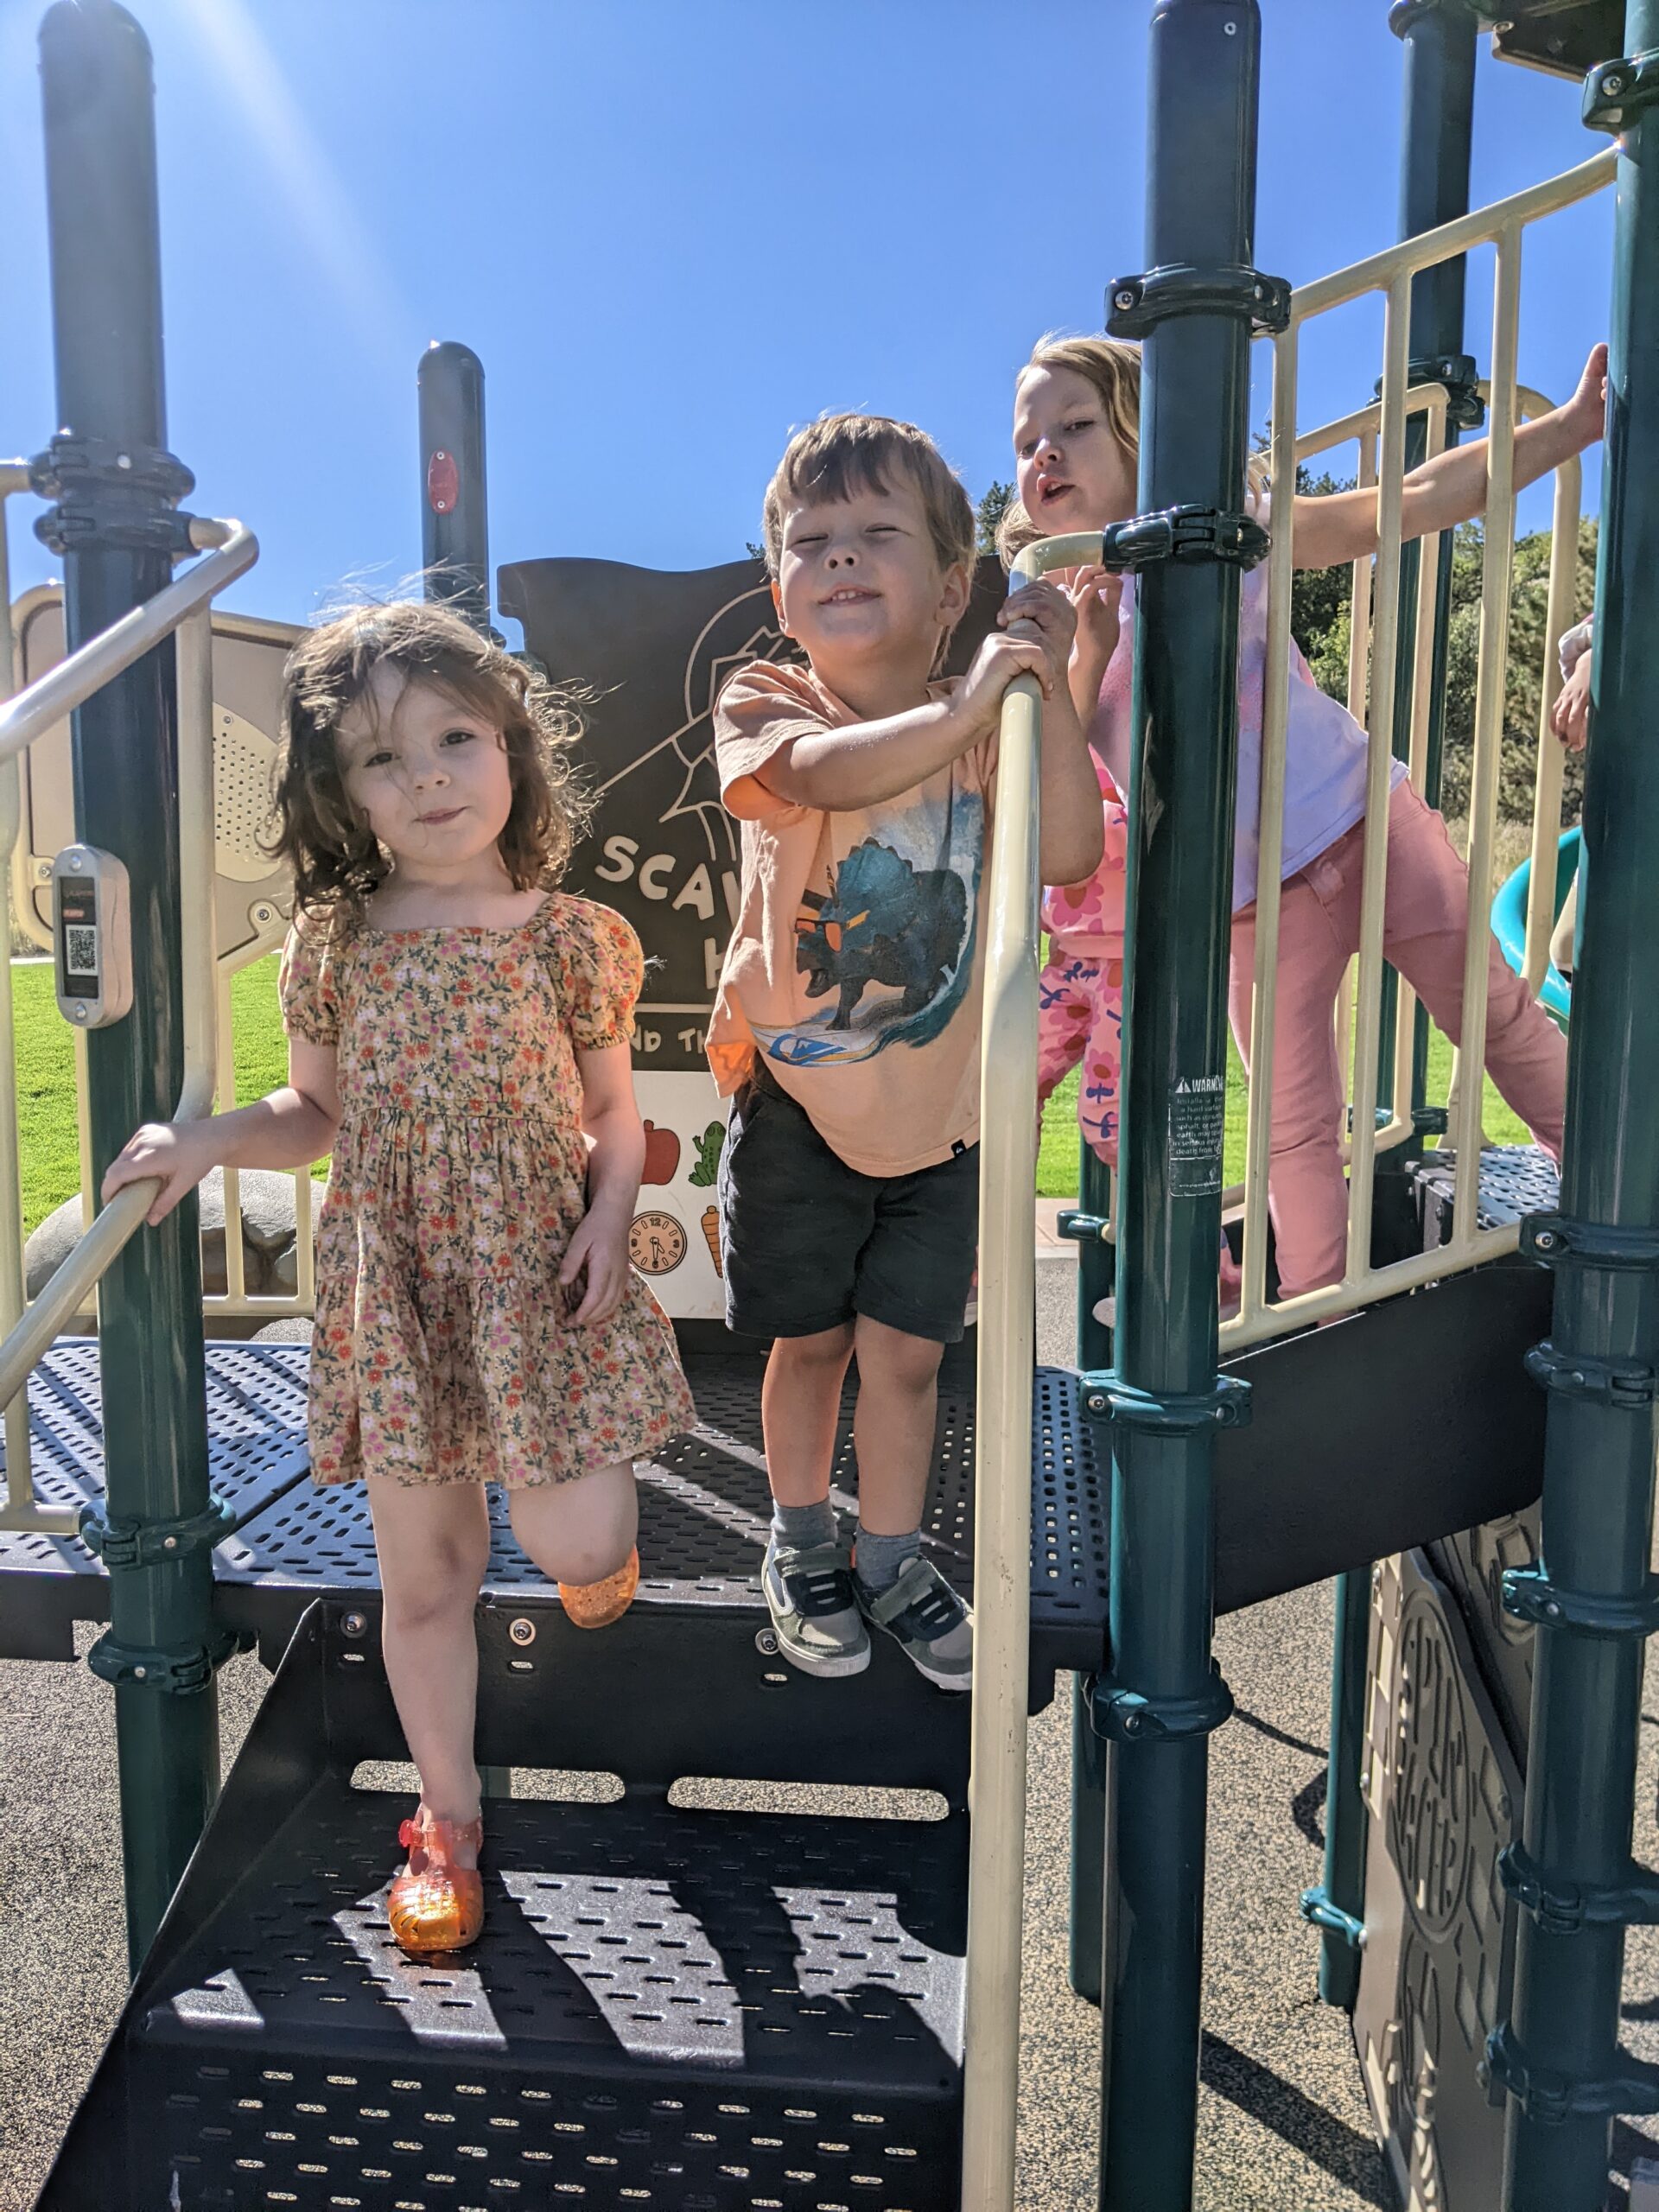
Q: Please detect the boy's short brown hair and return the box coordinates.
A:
[761,413,976,586]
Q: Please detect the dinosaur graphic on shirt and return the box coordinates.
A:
[794,838,970,1032]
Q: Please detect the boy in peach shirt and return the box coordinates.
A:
[707,413,1101,1688]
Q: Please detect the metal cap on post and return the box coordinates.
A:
[36,0,220,1968]
[418,340,498,637]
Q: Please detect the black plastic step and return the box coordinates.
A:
[37,1599,970,2212]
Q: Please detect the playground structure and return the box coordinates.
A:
[0,2,1656,2208]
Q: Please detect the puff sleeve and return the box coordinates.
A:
[277,916,342,1046]
[550,897,645,1049]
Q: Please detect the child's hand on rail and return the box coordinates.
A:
[1556,343,1609,455]
[999,577,1078,688]
[950,608,1062,738]
[102,1119,219,1226]
[1552,650,1593,751]
[1059,564,1123,677]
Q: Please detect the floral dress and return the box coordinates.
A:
[279,894,696,1488]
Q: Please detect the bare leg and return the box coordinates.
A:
[849,1316,943,1537]
[762,1324,855,1508]
[508,1459,639,1586]
[366,1478,492,1860]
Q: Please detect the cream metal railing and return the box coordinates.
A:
[1227,147,1612,1348]
[0,484,258,1528]
[962,531,1107,2209]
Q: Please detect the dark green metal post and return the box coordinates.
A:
[1491,15,1659,2202]
[1092,6,1262,2201]
[36,0,222,1968]
[1300,0,1482,2018]
[419,340,496,635]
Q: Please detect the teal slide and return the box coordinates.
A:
[1490,824,1580,1029]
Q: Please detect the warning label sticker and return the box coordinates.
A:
[1168,1074,1225,1198]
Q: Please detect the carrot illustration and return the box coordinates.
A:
[688,1122,726,1275]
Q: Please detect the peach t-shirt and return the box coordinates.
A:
[707,661,997,1176]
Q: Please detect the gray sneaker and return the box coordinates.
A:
[761,1535,871,1678]
[854,1556,973,1692]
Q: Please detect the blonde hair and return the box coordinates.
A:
[761,413,976,588]
[999,331,1268,569]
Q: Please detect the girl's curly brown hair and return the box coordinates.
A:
[272,598,591,916]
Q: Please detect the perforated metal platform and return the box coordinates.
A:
[1414,1140,1560,1239]
[0,1345,1112,1681]
[39,1595,974,2212]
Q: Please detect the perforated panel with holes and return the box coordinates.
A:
[130,1783,963,2210]
[0,1347,1109,1672]
[1414,1141,1560,1240]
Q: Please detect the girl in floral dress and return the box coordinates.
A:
[105,600,696,1959]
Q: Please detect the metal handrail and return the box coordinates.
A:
[1225,150,1608,1349]
[0,514,257,1524]
[961,532,1098,2209]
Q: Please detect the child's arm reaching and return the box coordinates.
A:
[562,1043,646,1327]
[753,594,1061,814]
[1286,343,1608,574]
[101,1039,342,1227]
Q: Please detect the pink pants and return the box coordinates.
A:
[1228,781,1567,1300]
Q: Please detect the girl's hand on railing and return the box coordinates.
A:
[1556,342,1609,454]
[101,1119,219,1226]
[1552,649,1593,751]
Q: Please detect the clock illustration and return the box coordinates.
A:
[629,1210,688,1275]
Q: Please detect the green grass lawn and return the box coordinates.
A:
[16,953,296,1235]
[11,950,1534,1230]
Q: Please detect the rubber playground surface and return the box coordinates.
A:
[3,1265,1657,2210]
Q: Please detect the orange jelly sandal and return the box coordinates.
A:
[558,1544,639,1629]
[386,1808,485,1958]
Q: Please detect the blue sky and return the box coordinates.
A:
[0,0,1615,640]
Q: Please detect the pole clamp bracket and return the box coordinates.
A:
[1298,1887,1366,1949]
[1521,1212,1659,1274]
[1501,1562,1659,1637]
[78,1491,237,1571]
[30,434,198,557]
[1090,1662,1235,1745]
[86,1623,240,1695]
[1498,1841,1659,1936]
[1080,1372,1252,1434]
[1484,2022,1659,2123]
[1056,1210,1111,1246]
[1388,1,1481,36]
[1584,49,1659,135]
[1107,264,1291,339]
[1410,351,1485,432]
[1099,504,1271,575]
[1523,1340,1657,1410]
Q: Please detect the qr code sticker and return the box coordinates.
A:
[65,925,98,975]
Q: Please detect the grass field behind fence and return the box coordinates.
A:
[16,948,1529,1234]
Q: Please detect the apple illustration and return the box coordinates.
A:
[642,1121,681,1185]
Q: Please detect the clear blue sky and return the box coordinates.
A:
[0,0,1615,641]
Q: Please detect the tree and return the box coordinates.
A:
[976,480,1014,558]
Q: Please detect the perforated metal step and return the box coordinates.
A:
[37,1600,971,2212]
[0,1348,1113,1684]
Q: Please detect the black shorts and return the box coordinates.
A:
[717,1065,980,1344]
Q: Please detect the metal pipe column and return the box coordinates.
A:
[1302,0,1481,2020]
[37,0,219,1967]
[1095,6,1261,2202]
[419,340,496,636]
[1495,10,1659,2202]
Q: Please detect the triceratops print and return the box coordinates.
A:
[795,838,969,1032]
